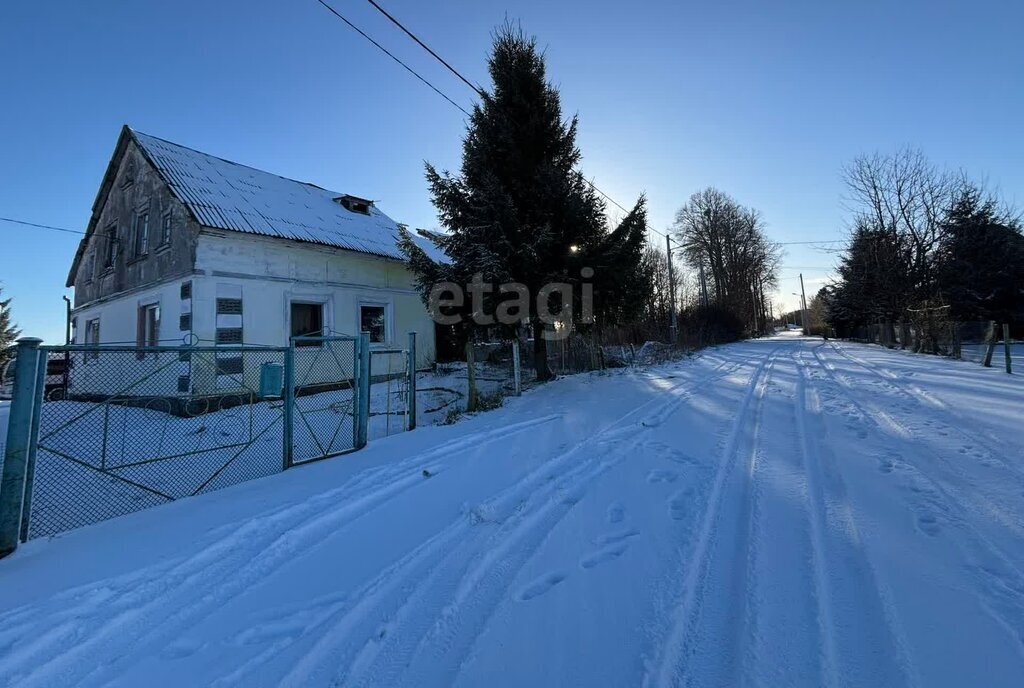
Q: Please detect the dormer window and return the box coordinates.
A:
[335,194,373,215]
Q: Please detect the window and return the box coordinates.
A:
[216,356,244,376]
[216,328,243,344]
[290,302,323,345]
[103,225,117,268]
[84,318,100,360]
[360,304,386,343]
[160,213,172,247]
[216,298,243,315]
[136,303,160,359]
[336,195,373,215]
[134,212,150,256]
[179,313,191,331]
[180,280,192,300]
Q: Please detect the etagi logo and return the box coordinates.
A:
[426,268,596,340]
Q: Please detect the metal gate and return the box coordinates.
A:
[286,334,367,465]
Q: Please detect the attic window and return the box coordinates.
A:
[335,195,373,215]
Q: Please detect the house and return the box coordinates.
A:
[65,126,441,398]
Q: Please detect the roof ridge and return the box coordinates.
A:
[129,127,339,195]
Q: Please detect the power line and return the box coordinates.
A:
[314,0,472,117]
[364,0,484,97]
[333,0,633,218]
[0,216,84,236]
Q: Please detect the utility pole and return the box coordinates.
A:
[799,273,810,334]
[698,262,709,307]
[665,234,678,343]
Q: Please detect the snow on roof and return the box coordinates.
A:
[131,129,446,263]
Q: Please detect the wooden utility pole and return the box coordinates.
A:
[799,273,810,334]
[665,234,678,343]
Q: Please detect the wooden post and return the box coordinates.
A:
[407,332,417,430]
[511,339,521,396]
[465,340,478,412]
[983,320,997,367]
[1003,323,1012,374]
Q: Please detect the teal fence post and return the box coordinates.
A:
[407,332,417,431]
[0,338,44,557]
[356,332,371,448]
[282,344,294,470]
[18,346,49,542]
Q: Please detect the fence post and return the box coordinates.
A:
[983,320,997,367]
[356,332,371,448]
[407,332,417,431]
[282,344,294,470]
[512,339,522,396]
[465,340,478,412]
[0,338,43,557]
[18,349,49,542]
[1003,323,1012,374]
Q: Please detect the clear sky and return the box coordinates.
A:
[2,0,1022,343]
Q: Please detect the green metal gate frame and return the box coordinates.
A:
[285,332,370,468]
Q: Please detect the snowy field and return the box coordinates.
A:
[0,336,1023,686]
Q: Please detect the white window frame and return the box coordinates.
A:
[357,300,392,345]
[137,299,161,358]
[84,317,100,360]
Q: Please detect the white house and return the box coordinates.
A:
[65,126,441,398]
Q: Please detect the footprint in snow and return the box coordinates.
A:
[647,469,678,484]
[607,502,625,524]
[580,542,630,569]
[519,572,567,601]
[160,638,205,659]
[593,528,640,546]
[916,513,941,536]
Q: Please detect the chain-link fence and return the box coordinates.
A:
[25,345,289,538]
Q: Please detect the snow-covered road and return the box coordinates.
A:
[1,336,1022,687]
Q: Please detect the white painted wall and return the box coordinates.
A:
[194,231,437,369]
[68,279,192,396]
[65,232,437,398]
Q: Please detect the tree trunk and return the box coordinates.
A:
[532,318,553,382]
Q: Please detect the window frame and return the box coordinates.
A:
[102,223,117,269]
[84,317,100,360]
[290,301,326,346]
[133,210,150,257]
[136,302,160,359]
[358,302,389,344]
[159,211,172,248]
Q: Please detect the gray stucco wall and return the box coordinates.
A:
[72,140,199,308]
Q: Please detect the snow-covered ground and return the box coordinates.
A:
[0,336,1022,687]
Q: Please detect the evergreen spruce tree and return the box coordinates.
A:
[400,25,646,381]
[0,286,21,367]
[935,185,1024,324]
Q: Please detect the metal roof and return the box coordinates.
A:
[131,129,445,262]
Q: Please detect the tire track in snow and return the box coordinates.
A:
[810,345,1024,655]
[258,356,750,688]
[794,345,915,687]
[0,414,563,687]
[647,344,783,688]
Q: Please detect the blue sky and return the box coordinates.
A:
[2,0,1022,343]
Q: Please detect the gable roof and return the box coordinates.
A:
[67,126,445,286]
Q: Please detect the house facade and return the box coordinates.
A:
[65,126,439,397]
